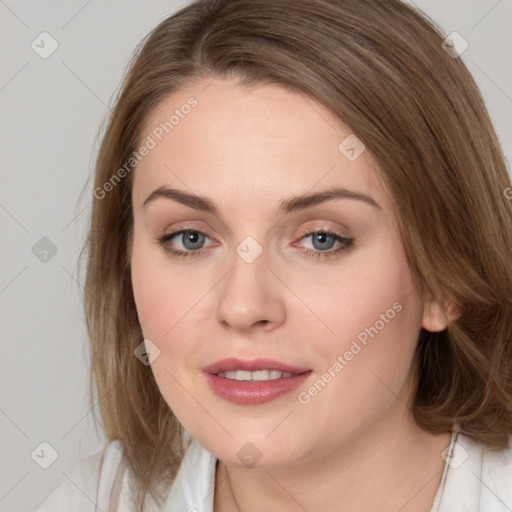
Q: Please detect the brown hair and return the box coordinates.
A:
[82,0,512,508]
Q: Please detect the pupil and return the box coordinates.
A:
[313,233,334,250]
[184,231,204,249]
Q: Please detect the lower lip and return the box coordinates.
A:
[203,371,312,405]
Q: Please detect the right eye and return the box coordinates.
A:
[157,229,214,259]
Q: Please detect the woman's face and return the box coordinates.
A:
[130,77,446,468]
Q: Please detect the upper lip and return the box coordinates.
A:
[202,357,311,375]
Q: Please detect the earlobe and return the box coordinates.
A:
[421,298,461,332]
[421,301,448,332]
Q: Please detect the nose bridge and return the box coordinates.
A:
[215,233,285,331]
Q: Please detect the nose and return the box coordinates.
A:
[215,246,286,334]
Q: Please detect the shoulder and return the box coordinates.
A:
[35,440,125,512]
[468,433,512,505]
[440,432,512,511]
[458,431,512,475]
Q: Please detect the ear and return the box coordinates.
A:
[421,296,461,333]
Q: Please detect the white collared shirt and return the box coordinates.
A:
[36,429,512,511]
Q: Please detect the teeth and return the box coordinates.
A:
[218,370,295,381]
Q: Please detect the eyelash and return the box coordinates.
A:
[156,228,355,260]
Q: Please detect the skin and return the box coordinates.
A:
[130,77,455,512]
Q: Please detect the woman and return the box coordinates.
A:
[36,0,512,511]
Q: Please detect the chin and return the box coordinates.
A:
[192,428,309,469]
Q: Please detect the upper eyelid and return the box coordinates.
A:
[159,217,351,236]
[146,202,357,237]
[161,224,348,236]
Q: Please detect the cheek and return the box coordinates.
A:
[130,228,199,340]
[130,237,200,412]
[294,230,423,436]
[130,238,181,369]
[303,228,421,360]
[130,240,165,338]
[130,229,214,400]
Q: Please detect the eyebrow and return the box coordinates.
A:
[142,186,381,216]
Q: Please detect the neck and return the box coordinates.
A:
[214,406,452,512]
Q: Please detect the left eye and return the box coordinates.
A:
[292,229,354,259]
[301,231,338,251]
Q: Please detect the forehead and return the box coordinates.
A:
[132,77,388,212]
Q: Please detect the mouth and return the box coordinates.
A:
[202,357,313,404]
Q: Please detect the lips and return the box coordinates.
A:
[202,357,311,375]
[202,357,313,405]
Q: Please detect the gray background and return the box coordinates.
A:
[0,1,510,510]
